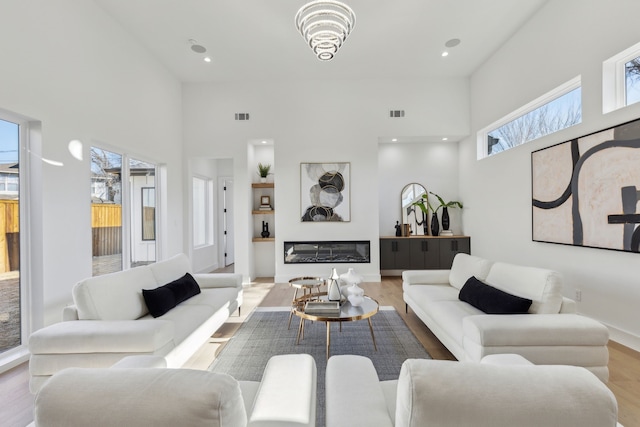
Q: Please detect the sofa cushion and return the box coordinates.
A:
[73,266,157,320]
[448,254,493,290]
[34,368,247,427]
[459,276,532,314]
[148,253,193,286]
[485,262,563,314]
[143,273,201,317]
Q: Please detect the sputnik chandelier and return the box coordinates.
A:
[294,0,356,61]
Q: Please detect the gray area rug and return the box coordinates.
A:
[209,308,431,426]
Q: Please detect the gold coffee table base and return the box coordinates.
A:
[294,295,379,359]
[287,277,325,329]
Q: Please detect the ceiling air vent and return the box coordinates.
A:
[389,110,405,118]
[235,113,250,121]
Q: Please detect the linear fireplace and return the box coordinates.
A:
[284,240,370,264]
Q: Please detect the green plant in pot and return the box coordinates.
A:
[257,163,271,182]
[412,192,463,236]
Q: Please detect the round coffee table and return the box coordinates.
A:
[294,295,379,359]
[287,276,326,329]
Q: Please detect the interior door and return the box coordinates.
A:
[223,179,234,266]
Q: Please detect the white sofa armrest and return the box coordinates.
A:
[193,273,242,289]
[29,319,174,354]
[402,269,450,285]
[110,355,167,369]
[249,354,317,427]
[481,354,533,365]
[62,305,79,321]
[326,355,394,427]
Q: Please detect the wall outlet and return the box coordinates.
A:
[575,289,582,302]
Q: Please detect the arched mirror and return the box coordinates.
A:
[401,183,428,236]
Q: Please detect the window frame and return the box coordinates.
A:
[477,76,582,159]
[603,40,640,113]
[192,175,214,249]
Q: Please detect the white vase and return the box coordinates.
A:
[327,268,342,301]
[346,282,364,306]
[260,177,267,183]
[339,268,363,286]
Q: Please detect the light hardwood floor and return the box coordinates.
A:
[1,277,639,426]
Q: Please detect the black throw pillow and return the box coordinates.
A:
[143,273,201,317]
[143,286,177,318]
[459,276,532,314]
[166,272,201,304]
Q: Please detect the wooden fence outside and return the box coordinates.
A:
[0,200,19,273]
[92,203,122,256]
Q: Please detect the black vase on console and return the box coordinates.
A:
[430,212,440,237]
[261,221,270,238]
[441,207,450,231]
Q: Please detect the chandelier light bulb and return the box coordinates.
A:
[295,0,356,61]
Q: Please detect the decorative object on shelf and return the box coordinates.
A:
[430,212,440,237]
[327,267,342,301]
[413,191,463,235]
[294,0,356,61]
[532,116,640,252]
[259,195,272,211]
[395,221,402,236]
[261,221,270,238]
[257,162,271,183]
[301,162,350,222]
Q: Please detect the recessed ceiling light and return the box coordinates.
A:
[442,137,448,141]
[445,38,461,48]
[203,57,212,63]
[261,140,267,144]
[441,51,449,57]
[391,138,398,142]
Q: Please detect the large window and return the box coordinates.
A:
[91,147,123,276]
[603,41,640,113]
[193,176,213,248]
[0,117,21,355]
[478,77,581,158]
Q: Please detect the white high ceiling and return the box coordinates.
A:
[94,0,548,83]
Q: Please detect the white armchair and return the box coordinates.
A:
[32,354,317,427]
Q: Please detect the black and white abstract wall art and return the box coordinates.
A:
[300,162,350,222]
[532,117,640,253]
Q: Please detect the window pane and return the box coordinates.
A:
[91,147,123,276]
[487,87,582,156]
[0,118,20,353]
[625,56,640,106]
[193,177,206,247]
[130,158,156,267]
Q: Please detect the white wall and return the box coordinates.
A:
[462,0,640,350]
[183,77,469,283]
[378,141,461,238]
[0,0,183,326]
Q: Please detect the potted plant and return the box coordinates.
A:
[412,191,463,236]
[257,163,271,183]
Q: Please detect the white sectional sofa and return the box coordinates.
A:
[31,353,317,427]
[403,253,610,381]
[325,354,618,427]
[28,253,243,393]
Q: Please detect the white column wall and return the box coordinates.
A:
[0,0,183,326]
[183,77,469,283]
[461,0,640,350]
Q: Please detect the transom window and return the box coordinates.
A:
[478,77,582,158]
[603,40,640,113]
